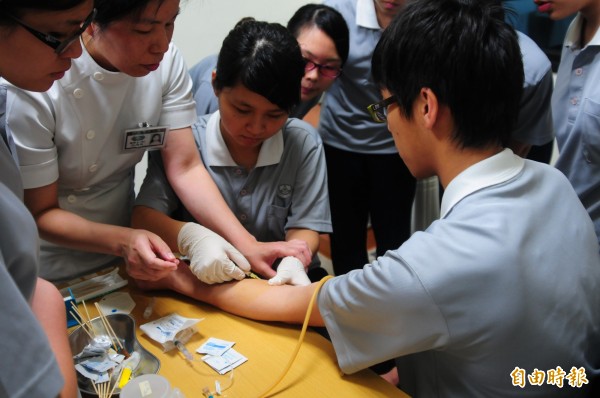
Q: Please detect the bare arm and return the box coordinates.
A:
[156,263,326,326]
[131,205,185,251]
[24,183,177,280]
[160,127,312,277]
[286,228,320,262]
[31,278,78,398]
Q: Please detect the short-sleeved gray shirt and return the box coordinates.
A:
[552,14,600,248]
[513,31,554,146]
[318,150,600,397]
[136,112,332,261]
[0,89,63,397]
[0,85,23,200]
[319,0,397,154]
[0,184,64,398]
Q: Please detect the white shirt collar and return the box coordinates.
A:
[204,111,284,168]
[440,149,524,219]
[357,0,381,30]
[564,13,600,50]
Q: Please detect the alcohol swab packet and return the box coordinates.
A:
[202,348,247,375]
[196,337,235,357]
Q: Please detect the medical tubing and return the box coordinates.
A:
[258,275,334,398]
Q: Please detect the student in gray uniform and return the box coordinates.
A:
[189,4,349,119]
[320,0,417,277]
[134,0,600,396]
[0,0,94,396]
[133,19,332,285]
[541,0,600,251]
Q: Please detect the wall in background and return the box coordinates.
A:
[172,0,312,67]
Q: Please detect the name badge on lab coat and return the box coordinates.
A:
[123,124,169,151]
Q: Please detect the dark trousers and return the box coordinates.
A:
[324,144,416,275]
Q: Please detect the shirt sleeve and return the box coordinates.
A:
[5,85,59,189]
[284,119,332,233]
[317,249,449,374]
[512,67,554,146]
[159,44,198,130]
[189,54,219,116]
[511,32,555,146]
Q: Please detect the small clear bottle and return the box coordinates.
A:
[119,374,185,398]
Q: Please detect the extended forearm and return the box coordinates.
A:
[202,279,325,326]
[34,206,134,257]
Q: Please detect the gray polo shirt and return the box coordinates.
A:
[319,150,600,397]
[552,13,600,248]
[319,0,396,154]
[513,31,554,146]
[136,112,332,254]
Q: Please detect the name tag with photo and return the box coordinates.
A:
[123,125,169,151]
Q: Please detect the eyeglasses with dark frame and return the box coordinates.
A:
[303,58,342,79]
[5,8,97,55]
[367,95,398,123]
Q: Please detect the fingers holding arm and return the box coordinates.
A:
[133,205,251,284]
[24,184,178,281]
[122,229,179,281]
[286,228,320,266]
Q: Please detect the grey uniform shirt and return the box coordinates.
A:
[552,13,600,248]
[0,85,23,200]
[319,0,397,154]
[0,88,63,397]
[318,150,600,397]
[513,31,555,146]
[136,112,332,265]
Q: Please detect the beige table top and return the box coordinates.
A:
[73,279,409,398]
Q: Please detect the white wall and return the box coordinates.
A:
[173,0,314,67]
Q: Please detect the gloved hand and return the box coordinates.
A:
[177,223,251,284]
[268,256,311,286]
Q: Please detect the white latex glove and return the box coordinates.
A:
[268,256,311,286]
[177,223,251,284]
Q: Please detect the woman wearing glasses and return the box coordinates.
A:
[134,19,331,286]
[1,1,93,396]
[190,3,349,118]
[5,0,311,284]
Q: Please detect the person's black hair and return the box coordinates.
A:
[0,0,86,23]
[92,0,168,29]
[287,4,349,66]
[372,0,524,149]
[214,19,305,113]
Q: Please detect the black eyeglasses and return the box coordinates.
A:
[303,58,342,79]
[367,95,397,123]
[6,8,97,54]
